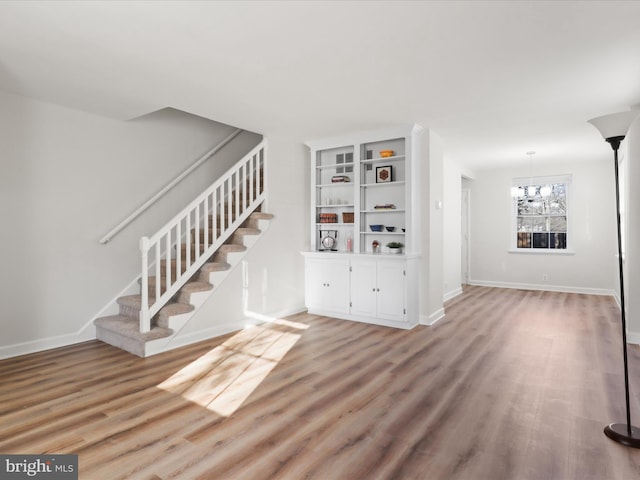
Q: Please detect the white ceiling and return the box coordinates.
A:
[1,1,640,171]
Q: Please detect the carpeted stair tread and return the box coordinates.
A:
[158,302,195,317]
[250,212,274,220]
[94,315,173,341]
[219,244,246,253]
[235,227,261,236]
[201,262,231,273]
[117,295,154,309]
[181,281,213,293]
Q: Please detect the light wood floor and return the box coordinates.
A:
[3,286,640,479]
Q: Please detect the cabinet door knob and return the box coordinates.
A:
[377,288,380,292]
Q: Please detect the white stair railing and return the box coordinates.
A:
[139,140,266,332]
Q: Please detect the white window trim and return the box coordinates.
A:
[510,174,574,254]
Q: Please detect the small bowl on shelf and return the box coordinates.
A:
[385,226,396,232]
[370,224,384,232]
[379,150,395,158]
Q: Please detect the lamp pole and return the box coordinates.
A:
[589,111,640,448]
[605,136,638,444]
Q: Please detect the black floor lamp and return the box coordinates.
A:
[588,110,640,448]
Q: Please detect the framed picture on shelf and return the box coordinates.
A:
[376,165,392,183]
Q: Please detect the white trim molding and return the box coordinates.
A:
[0,333,91,360]
[610,294,640,346]
[469,279,615,297]
[443,286,463,303]
[158,305,308,354]
[627,331,640,345]
[421,308,445,326]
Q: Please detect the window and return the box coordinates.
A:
[512,174,571,251]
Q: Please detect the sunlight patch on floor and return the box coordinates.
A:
[157,318,307,416]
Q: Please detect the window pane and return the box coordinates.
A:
[549,216,567,232]
[517,198,530,215]
[549,185,567,214]
[513,179,569,250]
[517,216,533,232]
[531,216,547,232]
[517,232,531,248]
[518,197,545,215]
[529,199,545,215]
[533,232,550,248]
[550,232,566,249]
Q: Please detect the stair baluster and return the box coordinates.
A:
[138,141,267,333]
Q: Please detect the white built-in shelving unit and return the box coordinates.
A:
[303,126,424,329]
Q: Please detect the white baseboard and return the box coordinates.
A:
[155,305,308,355]
[0,305,308,360]
[627,331,640,345]
[420,308,445,326]
[443,286,463,302]
[626,329,640,345]
[468,279,615,297]
[612,293,621,309]
[150,322,251,355]
[468,279,640,343]
[244,305,309,324]
[0,333,91,360]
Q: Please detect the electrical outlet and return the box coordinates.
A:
[543,274,548,282]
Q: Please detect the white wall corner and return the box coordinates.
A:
[420,308,445,326]
[443,286,463,303]
[613,293,621,310]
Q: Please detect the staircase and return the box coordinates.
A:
[94,141,271,357]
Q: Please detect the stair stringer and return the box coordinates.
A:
[143,217,272,356]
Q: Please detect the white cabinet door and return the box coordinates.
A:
[376,261,406,322]
[305,259,325,311]
[305,258,350,314]
[349,258,406,322]
[325,258,350,314]
[349,259,377,317]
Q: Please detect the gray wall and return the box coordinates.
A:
[0,91,266,355]
[625,119,640,343]
[466,158,617,294]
